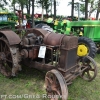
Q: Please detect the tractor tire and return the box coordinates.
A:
[34,23,54,33]
[77,37,97,58]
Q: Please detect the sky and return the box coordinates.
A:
[6,0,95,17]
[34,0,97,17]
[34,0,80,16]
[54,0,80,16]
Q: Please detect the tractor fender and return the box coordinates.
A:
[0,30,21,45]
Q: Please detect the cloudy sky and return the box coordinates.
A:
[7,0,95,17]
[56,0,80,16]
[7,0,81,16]
[34,0,80,16]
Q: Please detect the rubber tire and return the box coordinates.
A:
[78,37,97,58]
[34,23,54,33]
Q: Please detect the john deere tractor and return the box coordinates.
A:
[0,12,17,30]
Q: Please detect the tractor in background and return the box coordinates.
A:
[0,12,17,30]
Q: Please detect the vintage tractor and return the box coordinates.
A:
[0,28,97,100]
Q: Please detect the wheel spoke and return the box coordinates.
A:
[4,58,13,63]
[4,44,6,52]
[46,76,53,85]
[87,71,92,79]
[53,88,60,96]
[90,68,95,71]
[52,75,57,84]
[81,70,85,76]
[0,42,3,52]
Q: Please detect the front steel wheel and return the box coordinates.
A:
[45,69,68,100]
[77,56,97,81]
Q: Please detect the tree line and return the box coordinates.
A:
[70,0,100,20]
[0,0,100,20]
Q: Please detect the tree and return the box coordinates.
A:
[36,0,51,20]
[0,0,10,8]
[26,0,31,15]
[96,0,100,19]
[32,0,35,27]
[78,0,97,19]
[12,0,28,22]
[71,0,74,18]
[84,0,88,19]
[88,0,95,17]
[54,0,56,20]
[12,0,17,12]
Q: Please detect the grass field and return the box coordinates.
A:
[0,54,100,100]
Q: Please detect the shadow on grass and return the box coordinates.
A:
[16,65,46,81]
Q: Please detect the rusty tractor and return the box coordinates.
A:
[0,28,97,100]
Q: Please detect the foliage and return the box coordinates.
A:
[36,0,51,13]
[0,0,10,8]
[68,0,100,19]
[12,0,29,10]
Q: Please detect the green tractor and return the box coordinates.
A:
[35,20,97,58]
[0,12,17,30]
[62,20,99,57]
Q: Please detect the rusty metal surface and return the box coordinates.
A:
[16,28,62,46]
[21,49,28,58]
[0,30,21,45]
[44,33,65,46]
[0,37,20,77]
[64,56,97,84]
[29,48,39,59]
[59,35,78,72]
[21,48,39,59]
[24,28,52,37]
[61,36,78,50]
[77,56,97,81]
[0,37,13,77]
[22,59,56,71]
[45,69,68,100]
[22,28,68,46]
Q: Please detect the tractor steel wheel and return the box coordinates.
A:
[77,37,97,58]
[45,69,68,100]
[78,56,97,81]
[0,37,13,77]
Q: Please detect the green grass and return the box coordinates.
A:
[0,55,100,100]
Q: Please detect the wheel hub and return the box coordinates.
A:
[77,44,88,56]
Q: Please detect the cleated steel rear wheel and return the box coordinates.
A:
[0,37,19,77]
